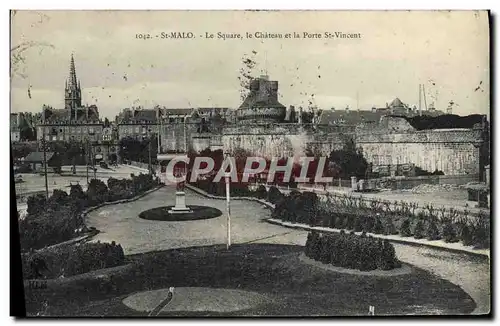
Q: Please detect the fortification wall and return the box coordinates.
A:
[221,123,352,158]
[356,129,483,175]
[164,118,485,177]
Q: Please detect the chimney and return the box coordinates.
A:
[298,106,303,124]
[345,105,349,112]
[371,107,376,113]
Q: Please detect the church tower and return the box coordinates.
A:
[64,54,82,111]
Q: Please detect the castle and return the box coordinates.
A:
[24,56,488,179]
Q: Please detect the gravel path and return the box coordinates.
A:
[86,185,490,315]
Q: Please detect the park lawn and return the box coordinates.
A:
[27,243,475,316]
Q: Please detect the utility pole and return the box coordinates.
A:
[42,108,49,200]
[418,84,422,116]
[42,131,49,200]
[89,130,96,180]
[356,90,359,111]
[422,84,428,111]
[148,129,152,174]
[86,136,89,184]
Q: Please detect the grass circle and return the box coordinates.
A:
[139,205,222,221]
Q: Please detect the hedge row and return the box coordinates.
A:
[272,188,490,249]
[22,241,125,280]
[19,173,160,251]
[305,231,401,271]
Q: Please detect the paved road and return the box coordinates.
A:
[86,185,490,315]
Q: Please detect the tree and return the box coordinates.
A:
[328,139,369,179]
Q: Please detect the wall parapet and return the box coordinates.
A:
[356,129,483,144]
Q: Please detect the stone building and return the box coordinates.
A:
[10,113,21,142]
[35,54,118,163]
[236,75,287,124]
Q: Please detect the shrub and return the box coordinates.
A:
[354,215,363,232]
[426,220,441,241]
[255,185,267,199]
[345,214,356,231]
[267,186,282,204]
[363,215,375,233]
[378,239,401,270]
[19,204,83,251]
[27,194,46,217]
[304,231,400,271]
[413,219,425,239]
[372,217,384,234]
[65,241,125,277]
[23,241,126,279]
[384,218,398,235]
[442,221,459,243]
[471,215,490,249]
[400,219,412,237]
[305,232,313,257]
[298,192,318,226]
[334,214,346,230]
[86,179,109,206]
[460,224,473,246]
[319,236,331,264]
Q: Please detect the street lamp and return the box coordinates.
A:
[89,130,96,180]
[142,128,152,174]
[41,127,49,200]
[224,150,232,250]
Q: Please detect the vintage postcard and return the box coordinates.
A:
[10,10,491,317]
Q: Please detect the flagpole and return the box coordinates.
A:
[224,151,231,250]
[225,170,231,250]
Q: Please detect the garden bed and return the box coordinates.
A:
[25,243,476,316]
[139,205,222,221]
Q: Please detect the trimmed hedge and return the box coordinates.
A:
[22,241,125,279]
[304,231,401,271]
[272,190,490,250]
[20,173,160,251]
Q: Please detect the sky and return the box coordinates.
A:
[10,10,490,119]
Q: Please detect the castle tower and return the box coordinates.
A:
[65,54,82,111]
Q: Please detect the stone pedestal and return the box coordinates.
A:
[168,191,192,214]
[351,176,358,191]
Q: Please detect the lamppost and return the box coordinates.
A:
[142,128,152,174]
[89,130,96,180]
[41,127,49,200]
[85,136,89,185]
[224,150,231,250]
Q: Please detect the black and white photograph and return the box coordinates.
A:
[9,9,491,317]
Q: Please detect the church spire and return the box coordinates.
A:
[65,53,82,110]
[68,53,78,89]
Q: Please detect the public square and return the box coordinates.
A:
[84,182,490,315]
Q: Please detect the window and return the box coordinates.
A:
[135,126,140,133]
[77,127,81,134]
[372,155,379,165]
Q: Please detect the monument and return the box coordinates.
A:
[168,163,193,214]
